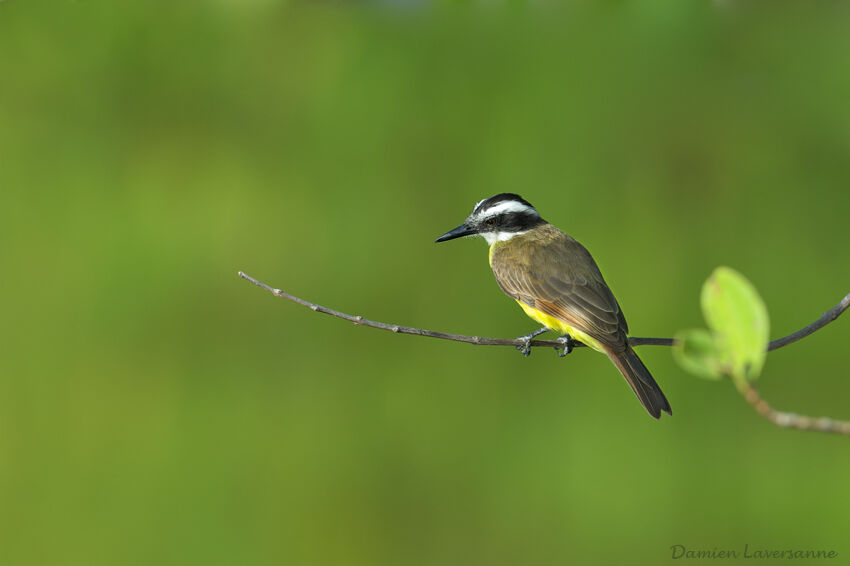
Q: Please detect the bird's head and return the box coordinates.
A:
[435,193,545,245]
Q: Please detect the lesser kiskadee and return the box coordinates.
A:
[436,193,671,419]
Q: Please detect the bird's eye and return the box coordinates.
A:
[486,217,496,226]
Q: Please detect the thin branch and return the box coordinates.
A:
[238,271,850,435]
[237,271,672,349]
[741,383,850,436]
[767,292,850,351]
[238,271,848,354]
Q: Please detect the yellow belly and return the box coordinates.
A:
[516,300,607,353]
[489,241,607,354]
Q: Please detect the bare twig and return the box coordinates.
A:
[767,292,850,351]
[238,271,850,435]
[237,271,675,349]
[741,383,850,436]
[238,271,847,353]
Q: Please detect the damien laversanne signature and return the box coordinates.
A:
[671,544,838,560]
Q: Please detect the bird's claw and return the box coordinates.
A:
[555,334,575,357]
[515,327,549,357]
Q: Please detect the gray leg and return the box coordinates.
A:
[555,334,576,357]
[516,326,549,357]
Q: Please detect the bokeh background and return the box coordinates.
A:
[2,1,849,565]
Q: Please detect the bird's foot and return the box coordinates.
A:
[555,334,576,358]
[515,327,549,357]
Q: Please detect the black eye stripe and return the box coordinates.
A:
[481,211,545,231]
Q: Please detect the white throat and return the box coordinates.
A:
[481,230,528,245]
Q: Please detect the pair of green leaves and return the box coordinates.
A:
[673,267,770,390]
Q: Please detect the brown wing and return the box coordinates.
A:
[491,228,629,350]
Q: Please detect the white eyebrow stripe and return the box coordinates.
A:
[479,200,536,217]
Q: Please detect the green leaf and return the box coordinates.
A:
[700,266,770,385]
[673,329,723,380]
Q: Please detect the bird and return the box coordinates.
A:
[435,193,671,419]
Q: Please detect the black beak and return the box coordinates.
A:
[435,223,477,243]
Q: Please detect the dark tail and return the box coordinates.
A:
[606,345,672,419]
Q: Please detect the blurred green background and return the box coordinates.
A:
[2,1,849,565]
